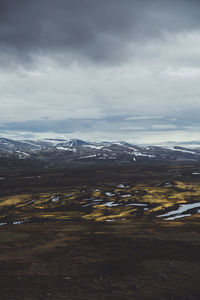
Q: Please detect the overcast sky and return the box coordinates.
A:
[1,0,200,144]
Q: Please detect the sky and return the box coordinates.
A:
[1,0,200,145]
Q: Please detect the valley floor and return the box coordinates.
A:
[0,220,200,300]
[0,164,200,299]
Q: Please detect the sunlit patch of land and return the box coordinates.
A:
[1,180,200,224]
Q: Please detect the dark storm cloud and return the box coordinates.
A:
[0,118,98,133]
[1,0,200,65]
[0,112,195,134]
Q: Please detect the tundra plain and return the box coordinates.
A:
[0,163,200,299]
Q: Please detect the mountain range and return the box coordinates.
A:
[0,137,200,165]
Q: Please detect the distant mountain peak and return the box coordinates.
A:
[65,139,89,147]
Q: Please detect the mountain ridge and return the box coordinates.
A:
[0,137,200,164]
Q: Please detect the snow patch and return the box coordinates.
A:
[166,147,198,155]
[82,203,93,207]
[117,184,130,189]
[65,193,75,197]
[164,214,191,221]
[56,147,76,152]
[105,192,115,197]
[105,202,120,207]
[83,145,104,150]
[125,203,147,207]
[0,222,7,226]
[92,199,103,202]
[13,220,29,225]
[78,154,96,159]
[157,202,200,218]
[120,194,132,198]
[51,196,60,202]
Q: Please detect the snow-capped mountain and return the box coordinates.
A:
[0,137,200,163]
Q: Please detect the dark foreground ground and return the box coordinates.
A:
[1,220,200,300]
[0,163,200,299]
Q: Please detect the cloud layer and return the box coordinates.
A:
[1,0,200,144]
[1,0,200,65]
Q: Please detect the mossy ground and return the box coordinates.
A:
[0,164,200,299]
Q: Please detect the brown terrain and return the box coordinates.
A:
[0,163,200,299]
